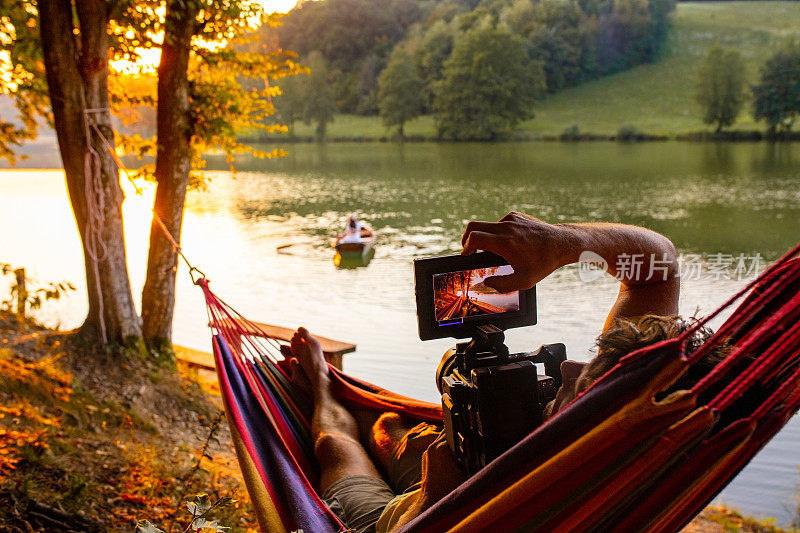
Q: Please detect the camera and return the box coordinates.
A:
[414,252,566,474]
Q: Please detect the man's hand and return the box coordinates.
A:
[460,212,680,327]
[461,212,578,293]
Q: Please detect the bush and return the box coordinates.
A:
[560,124,581,141]
[616,124,643,142]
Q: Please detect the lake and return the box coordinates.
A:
[1,141,799,525]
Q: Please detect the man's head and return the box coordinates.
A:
[545,315,730,418]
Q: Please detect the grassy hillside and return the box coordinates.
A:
[520,1,800,136]
[266,2,800,141]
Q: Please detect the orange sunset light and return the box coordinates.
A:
[109,0,297,74]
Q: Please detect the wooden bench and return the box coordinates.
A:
[210,318,356,371]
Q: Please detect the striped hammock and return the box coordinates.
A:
[199,242,800,533]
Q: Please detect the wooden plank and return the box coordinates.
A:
[251,322,356,357]
[174,345,215,369]
[196,319,357,371]
[214,318,356,357]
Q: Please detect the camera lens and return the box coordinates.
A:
[436,347,459,393]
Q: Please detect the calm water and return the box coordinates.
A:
[1,141,799,524]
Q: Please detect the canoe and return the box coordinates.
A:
[334,232,375,255]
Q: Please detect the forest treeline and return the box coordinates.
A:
[267,0,675,139]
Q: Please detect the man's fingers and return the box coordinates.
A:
[499,211,535,222]
[460,221,498,246]
[461,230,497,255]
[484,271,528,294]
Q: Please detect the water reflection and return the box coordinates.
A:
[334,248,376,269]
[207,142,800,261]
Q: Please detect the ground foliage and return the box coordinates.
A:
[689,505,799,533]
[0,311,257,532]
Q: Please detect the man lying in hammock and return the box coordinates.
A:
[289,212,702,533]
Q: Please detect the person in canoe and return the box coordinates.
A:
[338,214,372,244]
[335,215,376,259]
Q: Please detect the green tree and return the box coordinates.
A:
[415,20,456,109]
[525,0,592,91]
[0,0,151,347]
[434,26,545,140]
[695,47,747,133]
[378,47,425,139]
[303,52,338,140]
[275,0,426,113]
[275,73,308,136]
[752,44,800,135]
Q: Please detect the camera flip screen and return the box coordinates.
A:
[433,265,520,325]
[415,252,536,340]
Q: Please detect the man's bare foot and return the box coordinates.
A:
[288,357,313,396]
[290,327,329,391]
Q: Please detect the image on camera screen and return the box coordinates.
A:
[433,265,520,324]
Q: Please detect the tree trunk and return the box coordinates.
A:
[38,0,143,348]
[140,0,197,354]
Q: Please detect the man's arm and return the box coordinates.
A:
[461,212,679,330]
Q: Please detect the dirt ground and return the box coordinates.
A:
[0,313,256,532]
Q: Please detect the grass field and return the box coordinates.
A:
[520,1,800,136]
[266,2,800,141]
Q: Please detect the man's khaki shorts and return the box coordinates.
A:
[322,421,440,533]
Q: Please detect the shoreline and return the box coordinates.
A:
[241,129,800,145]
[1,138,799,172]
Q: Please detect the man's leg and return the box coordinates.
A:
[290,328,383,492]
[291,328,398,533]
[369,413,440,494]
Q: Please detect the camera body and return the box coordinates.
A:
[414,252,566,474]
[436,325,566,475]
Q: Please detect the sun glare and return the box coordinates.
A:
[0,50,13,88]
[262,0,298,13]
[109,0,295,75]
[110,47,162,75]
